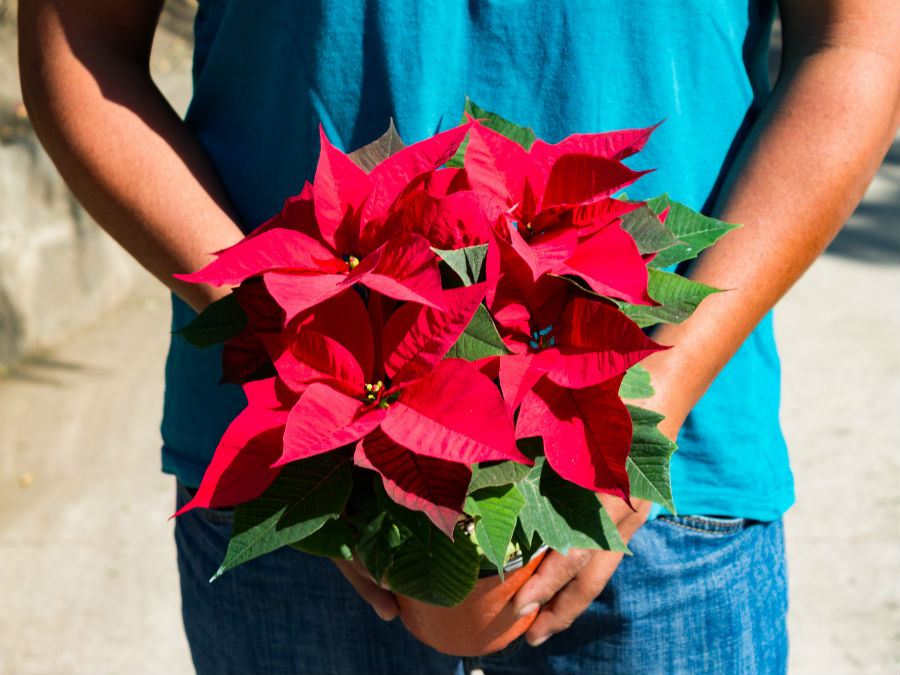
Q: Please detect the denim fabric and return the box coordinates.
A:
[470,514,789,675]
[175,481,459,675]
[175,481,788,675]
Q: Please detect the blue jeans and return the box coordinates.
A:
[175,481,788,674]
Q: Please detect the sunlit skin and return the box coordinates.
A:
[19,0,900,647]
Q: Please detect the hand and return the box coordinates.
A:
[333,557,400,622]
[511,495,651,647]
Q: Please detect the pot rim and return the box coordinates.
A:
[478,542,550,578]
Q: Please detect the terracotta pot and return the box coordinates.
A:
[395,549,548,657]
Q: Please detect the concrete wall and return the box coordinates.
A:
[0,134,141,366]
[0,1,194,368]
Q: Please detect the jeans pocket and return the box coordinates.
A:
[657,513,750,536]
[176,479,235,526]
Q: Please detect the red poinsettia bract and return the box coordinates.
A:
[181,287,531,537]
[485,239,666,498]
[467,122,658,306]
[176,123,487,322]
[176,117,672,539]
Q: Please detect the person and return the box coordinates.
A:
[19,1,900,673]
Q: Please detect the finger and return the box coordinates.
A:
[333,558,399,621]
[525,550,624,647]
[511,549,592,618]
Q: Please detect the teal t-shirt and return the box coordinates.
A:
[162,0,794,521]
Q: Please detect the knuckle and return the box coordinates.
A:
[540,611,575,637]
[557,615,576,631]
[567,549,593,572]
[519,577,555,607]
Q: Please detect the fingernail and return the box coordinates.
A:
[374,607,391,621]
[529,634,550,648]
[517,602,539,618]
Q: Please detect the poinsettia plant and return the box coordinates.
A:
[173,100,736,607]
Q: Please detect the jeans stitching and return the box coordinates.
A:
[658,516,746,535]
[680,515,744,528]
[662,521,730,535]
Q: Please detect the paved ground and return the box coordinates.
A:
[0,274,190,674]
[777,137,900,674]
[1,4,898,673]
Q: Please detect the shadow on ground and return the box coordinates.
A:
[826,138,900,265]
[769,11,899,266]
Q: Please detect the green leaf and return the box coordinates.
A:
[432,244,488,286]
[348,478,403,580]
[465,484,526,578]
[347,119,407,172]
[354,511,403,582]
[646,194,740,269]
[447,97,537,168]
[444,303,512,360]
[615,268,721,328]
[464,97,538,150]
[377,486,434,546]
[468,460,532,493]
[619,364,655,400]
[512,520,545,566]
[516,436,544,461]
[625,405,677,513]
[384,523,480,607]
[619,203,683,256]
[288,518,354,560]
[516,457,628,555]
[173,293,247,349]
[213,454,352,580]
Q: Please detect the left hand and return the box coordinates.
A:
[332,556,399,622]
[511,495,651,647]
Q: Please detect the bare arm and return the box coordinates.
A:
[640,0,900,440]
[18,0,245,312]
[514,0,900,646]
[19,0,404,622]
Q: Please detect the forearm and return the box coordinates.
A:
[18,1,245,313]
[637,5,900,437]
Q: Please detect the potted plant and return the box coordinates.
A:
[173,100,734,657]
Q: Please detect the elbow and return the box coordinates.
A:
[17,2,62,144]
